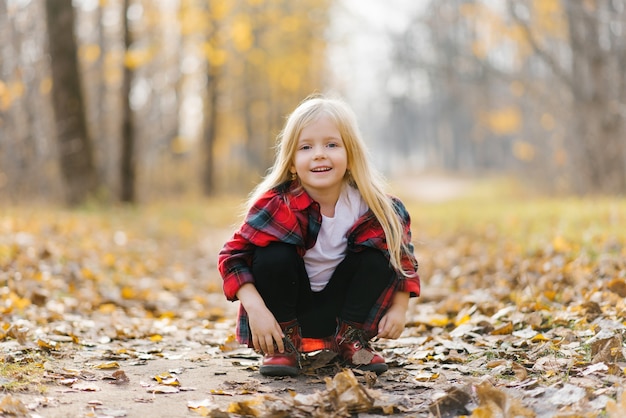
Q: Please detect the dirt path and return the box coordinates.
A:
[390,174,471,203]
[3,306,436,417]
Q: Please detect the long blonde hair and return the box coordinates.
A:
[246,94,413,276]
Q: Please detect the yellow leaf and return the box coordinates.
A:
[153,372,180,386]
[120,286,135,299]
[227,399,261,416]
[414,371,439,381]
[455,314,471,326]
[220,334,240,352]
[98,303,117,314]
[149,334,163,342]
[94,362,120,370]
[491,323,513,335]
[428,316,450,328]
[37,339,58,350]
[543,290,556,301]
[159,311,176,320]
[9,292,30,310]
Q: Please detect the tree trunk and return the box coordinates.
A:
[44,0,98,206]
[565,1,626,194]
[202,65,219,196]
[120,0,136,203]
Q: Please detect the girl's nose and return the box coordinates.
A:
[313,145,325,159]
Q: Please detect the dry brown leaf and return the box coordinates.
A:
[351,348,375,365]
[108,370,130,385]
[428,387,471,417]
[591,335,624,364]
[473,380,535,417]
[71,381,101,391]
[327,369,375,412]
[512,362,528,380]
[188,399,229,417]
[607,278,626,297]
[486,360,507,369]
[0,395,29,415]
[227,399,262,416]
[606,390,626,418]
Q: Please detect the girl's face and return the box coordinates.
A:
[291,114,348,199]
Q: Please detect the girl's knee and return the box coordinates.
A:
[253,242,300,271]
[357,248,390,269]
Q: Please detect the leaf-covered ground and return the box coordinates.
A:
[1,179,626,417]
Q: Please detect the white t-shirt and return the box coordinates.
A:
[304,185,369,292]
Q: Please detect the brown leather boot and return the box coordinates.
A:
[335,320,388,374]
[259,319,302,377]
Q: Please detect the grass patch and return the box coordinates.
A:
[0,358,46,392]
[400,177,626,257]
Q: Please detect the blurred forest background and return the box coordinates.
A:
[1,0,625,206]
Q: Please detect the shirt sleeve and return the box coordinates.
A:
[218,229,256,301]
[217,190,305,301]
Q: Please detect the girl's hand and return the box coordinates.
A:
[247,305,285,355]
[377,291,409,339]
[235,283,285,355]
[377,304,407,339]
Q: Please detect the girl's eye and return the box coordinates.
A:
[327,142,337,148]
[299,145,311,150]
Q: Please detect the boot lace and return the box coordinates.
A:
[282,329,302,369]
[339,325,371,350]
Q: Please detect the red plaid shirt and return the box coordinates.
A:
[218,180,420,345]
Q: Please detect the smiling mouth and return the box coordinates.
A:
[311,167,331,172]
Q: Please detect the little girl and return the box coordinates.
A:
[218,94,420,377]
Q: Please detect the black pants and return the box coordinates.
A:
[251,242,394,338]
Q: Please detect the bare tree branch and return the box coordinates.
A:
[507,0,576,94]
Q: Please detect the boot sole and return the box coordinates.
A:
[357,363,388,375]
[259,365,299,377]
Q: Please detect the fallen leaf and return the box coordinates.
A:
[607,278,626,297]
[428,387,471,417]
[153,372,180,386]
[473,380,534,417]
[94,362,120,370]
[606,390,626,418]
[491,323,513,335]
[71,382,101,391]
[0,395,29,415]
[107,370,130,385]
[148,385,180,394]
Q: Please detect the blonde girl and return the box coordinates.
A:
[218,94,420,376]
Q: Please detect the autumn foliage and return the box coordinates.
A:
[0,180,625,416]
